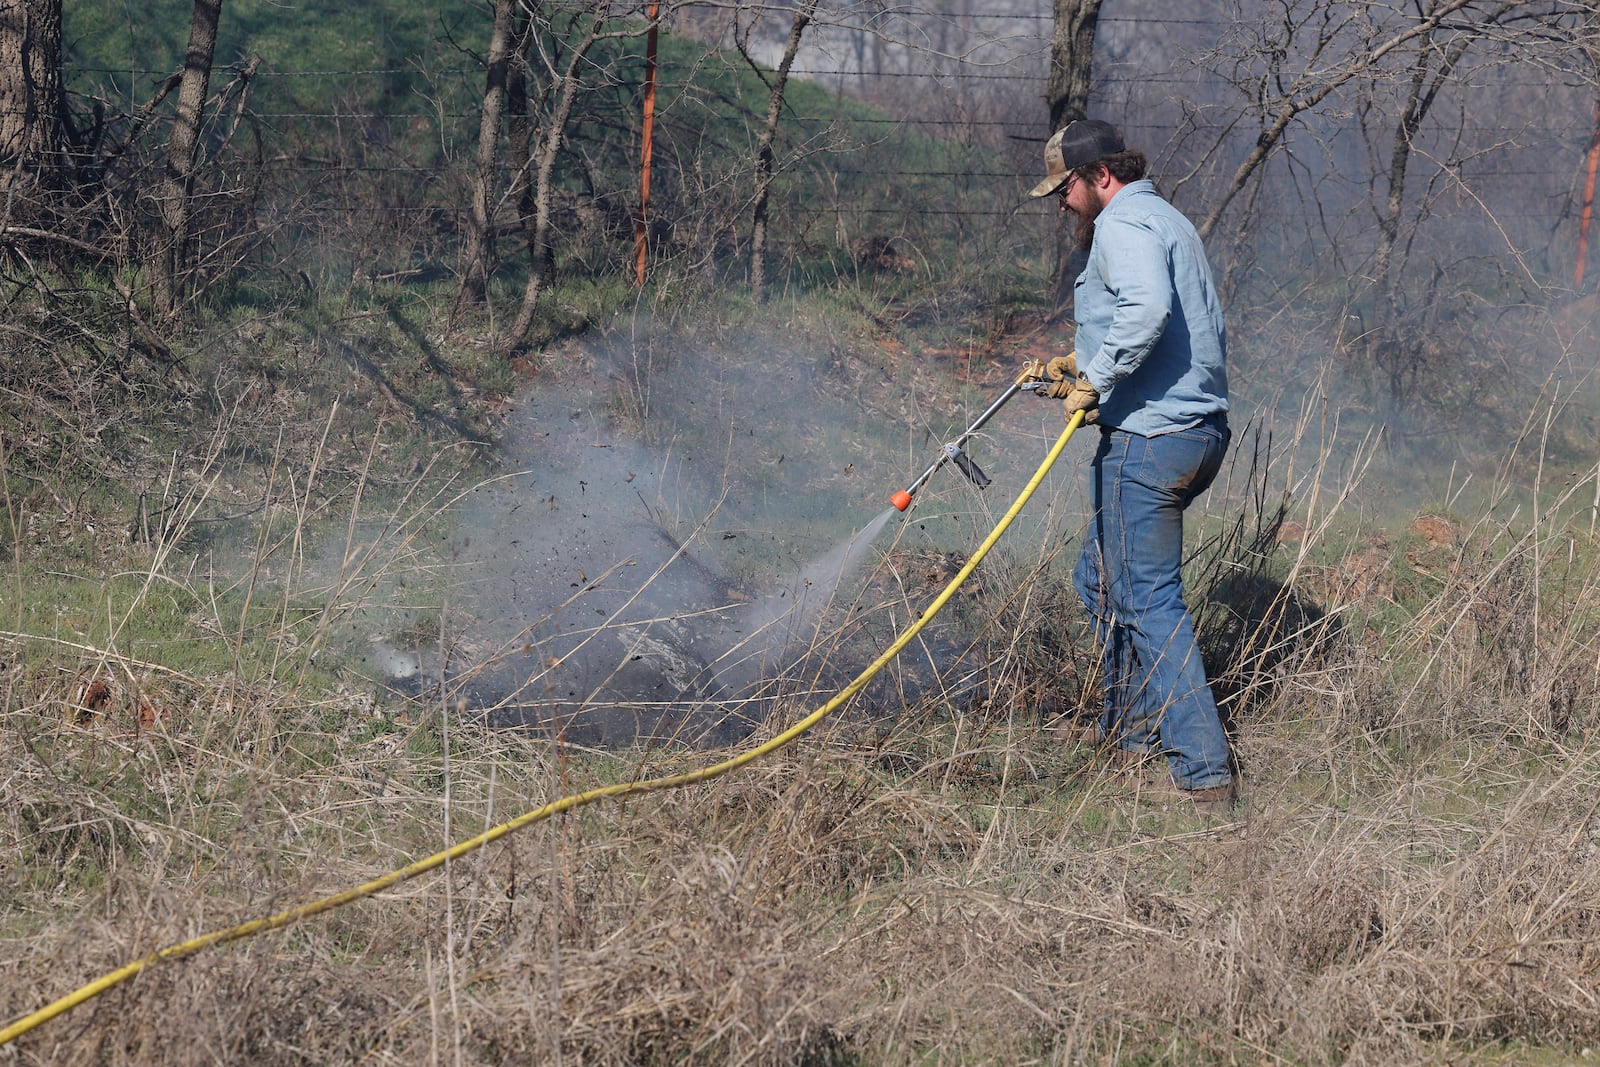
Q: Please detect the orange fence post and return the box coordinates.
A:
[1576,99,1600,292]
[634,2,660,287]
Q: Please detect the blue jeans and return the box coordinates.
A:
[1073,416,1232,789]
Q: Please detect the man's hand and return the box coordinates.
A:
[1061,375,1099,424]
[1039,353,1080,399]
[1046,352,1079,381]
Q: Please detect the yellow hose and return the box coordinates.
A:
[0,413,1083,1049]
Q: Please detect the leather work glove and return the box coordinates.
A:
[1039,353,1080,399]
[1061,375,1100,425]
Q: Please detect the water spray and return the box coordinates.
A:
[890,360,1050,512]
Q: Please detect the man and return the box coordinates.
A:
[1031,119,1235,811]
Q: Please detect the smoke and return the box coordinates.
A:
[707,504,898,699]
[360,317,973,748]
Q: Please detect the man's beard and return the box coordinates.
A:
[1073,185,1105,251]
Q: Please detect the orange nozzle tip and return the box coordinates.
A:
[890,490,913,511]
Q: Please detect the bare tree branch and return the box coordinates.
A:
[1197,0,1478,241]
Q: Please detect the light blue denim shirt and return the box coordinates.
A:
[1074,180,1228,436]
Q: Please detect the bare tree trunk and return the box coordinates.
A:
[1376,28,1465,396]
[151,0,222,319]
[459,0,516,309]
[506,7,532,233]
[1046,0,1101,132]
[1045,0,1103,316]
[0,0,66,213]
[505,15,606,354]
[749,0,818,302]
[1368,4,1498,399]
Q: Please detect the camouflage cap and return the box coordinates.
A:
[1029,119,1126,198]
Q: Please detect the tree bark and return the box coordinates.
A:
[0,0,67,211]
[1045,0,1102,316]
[1046,0,1101,132]
[459,0,516,308]
[505,15,606,353]
[151,0,222,319]
[506,6,532,235]
[749,0,818,302]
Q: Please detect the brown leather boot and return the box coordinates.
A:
[1143,776,1238,815]
[1048,715,1100,744]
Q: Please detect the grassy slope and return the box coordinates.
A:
[68,0,469,84]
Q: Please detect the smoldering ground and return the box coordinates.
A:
[359,318,1064,747]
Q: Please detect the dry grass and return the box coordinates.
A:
[4,695,1596,1066]
[4,334,1600,1066]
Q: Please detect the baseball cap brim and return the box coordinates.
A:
[1030,172,1068,199]
[1030,127,1069,199]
